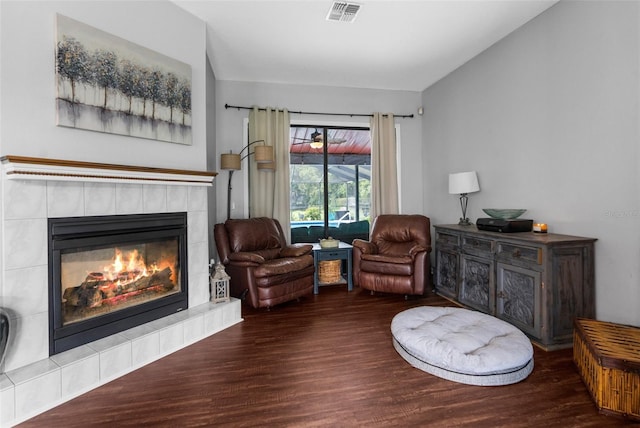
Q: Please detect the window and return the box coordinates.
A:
[289,126,371,244]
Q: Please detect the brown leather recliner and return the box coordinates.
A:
[352,214,432,296]
[214,217,315,309]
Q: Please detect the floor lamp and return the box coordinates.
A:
[448,171,480,226]
[220,140,275,220]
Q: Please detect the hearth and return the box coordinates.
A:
[48,212,188,355]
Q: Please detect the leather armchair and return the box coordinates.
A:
[214,217,315,309]
[352,214,431,296]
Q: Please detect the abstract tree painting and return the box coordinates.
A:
[55,14,192,145]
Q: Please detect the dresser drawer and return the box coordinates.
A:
[436,231,459,247]
[462,236,493,256]
[497,242,541,265]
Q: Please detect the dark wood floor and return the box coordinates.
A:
[21,286,632,427]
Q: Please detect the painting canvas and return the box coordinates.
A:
[55,14,192,145]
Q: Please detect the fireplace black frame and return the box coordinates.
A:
[48,212,188,355]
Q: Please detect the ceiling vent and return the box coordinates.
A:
[326,2,361,23]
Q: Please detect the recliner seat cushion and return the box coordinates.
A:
[360,254,413,276]
[254,255,314,278]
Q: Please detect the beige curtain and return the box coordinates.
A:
[248,106,291,240]
[370,112,399,218]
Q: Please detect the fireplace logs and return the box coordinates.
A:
[62,266,176,323]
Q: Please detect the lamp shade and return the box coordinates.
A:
[449,171,480,195]
[220,153,241,170]
[254,145,274,163]
[257,161,276,171]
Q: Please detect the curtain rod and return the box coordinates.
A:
[224,103,414,119]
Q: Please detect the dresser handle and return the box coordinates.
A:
[512,249,521,258]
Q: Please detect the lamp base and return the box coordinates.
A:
[458,218,473,226]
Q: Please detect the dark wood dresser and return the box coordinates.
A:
[434,224,596,350]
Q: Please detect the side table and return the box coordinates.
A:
[312,242,353,294]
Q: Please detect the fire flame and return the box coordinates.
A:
[102,249,170,285]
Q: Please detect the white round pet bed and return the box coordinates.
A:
[391,306,534,386]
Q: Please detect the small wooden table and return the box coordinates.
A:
[312,242,353,294]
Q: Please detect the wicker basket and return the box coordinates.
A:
[318,260,342,283]
[573,318,640,421]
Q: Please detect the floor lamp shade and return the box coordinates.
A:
[221,153,241,170]
[253,145,273,163]
[257,161,276,171]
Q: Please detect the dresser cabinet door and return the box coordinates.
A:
[435,248,459,299]
[459,254,493,313]
[496,262,541,338]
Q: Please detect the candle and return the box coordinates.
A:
[533,223,548,233]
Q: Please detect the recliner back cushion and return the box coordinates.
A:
[371,215,430,256]
[226,217,283,253]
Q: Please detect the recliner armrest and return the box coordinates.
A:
[353,239,376,254]
[228,252,266,264]
[280,244,313,258]
[409,245,430,257]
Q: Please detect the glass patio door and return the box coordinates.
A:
[289,126,371,244]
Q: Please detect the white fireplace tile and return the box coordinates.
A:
[3,218,47,271]
[3,179,47,220]
[130,332,160,368]
[189,271,210,307]
[3,265,48,318]
[115,183,144,214]
[183,313,205,344]
[8,358,61,421]
[143,184,167,213]
[223,300,242,327]
[188,186,207,212]
[0,374,15,426]
[159,322,184,355]
[84,182,116,216]
[188,241,209,276]
[3,311,48,373]
[51,345,100,399]
[47,181,85,218]
[188,210,207,244]
[167,186,188,212]
[203,304,223,335]
[88,334,132,382]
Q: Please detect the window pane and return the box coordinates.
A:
[290,126,371,244]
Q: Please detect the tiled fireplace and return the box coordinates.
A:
[0,157,242,426]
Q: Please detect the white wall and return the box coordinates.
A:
[0,0,211,369]
[0,0,208,171]
[214,80,423,224]
[422,0,640,326]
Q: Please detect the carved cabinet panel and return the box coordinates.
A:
[435,249,458,299]
[459,254,493,313]
[434,225,596,350]
[496,262,541,337]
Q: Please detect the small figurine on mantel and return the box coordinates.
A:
[209,259,230,303]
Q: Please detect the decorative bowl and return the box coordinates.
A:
[482,209,527,220]
[319,238,339,248]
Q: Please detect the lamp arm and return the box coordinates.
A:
[238,139,265,160]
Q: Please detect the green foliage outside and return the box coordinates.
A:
[290,164,370,222]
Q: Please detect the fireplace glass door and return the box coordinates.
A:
[60,238,181,326]
[49,213,188,355]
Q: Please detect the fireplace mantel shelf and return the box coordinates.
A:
[1,155,217,186]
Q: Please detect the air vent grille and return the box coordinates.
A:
[326,2,361,23]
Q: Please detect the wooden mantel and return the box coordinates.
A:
[1,155,217,186]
